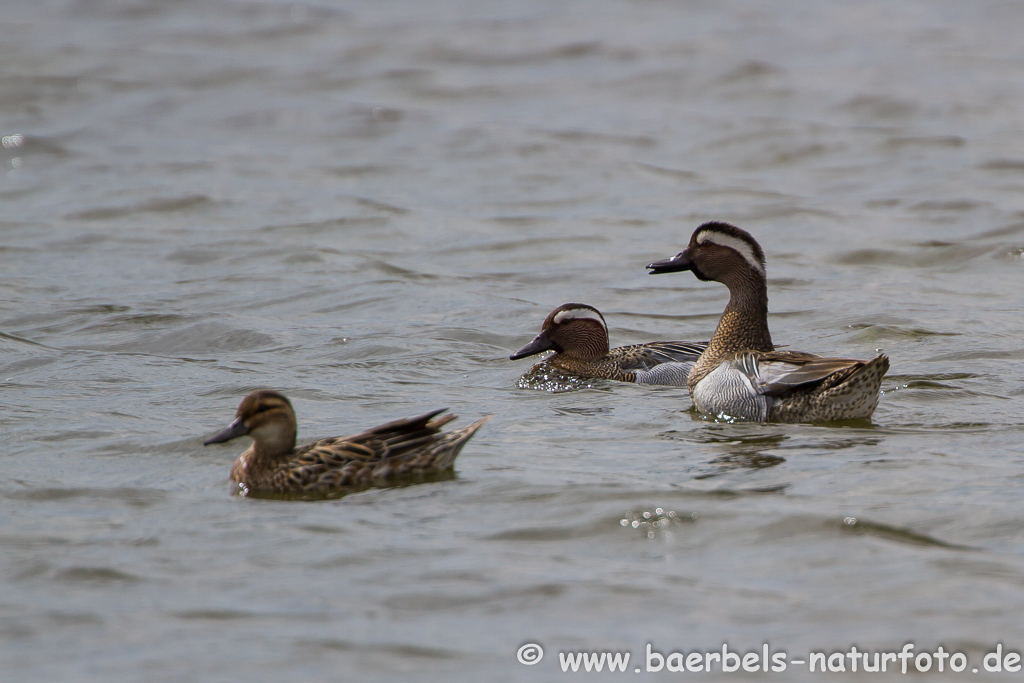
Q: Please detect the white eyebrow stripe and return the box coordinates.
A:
[553,308,606,330]
[696,231,765,275]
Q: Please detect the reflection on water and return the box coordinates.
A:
[672,430,788,477]
[837,516,973,551]
[620,507,695,539]
[515,362,603,392]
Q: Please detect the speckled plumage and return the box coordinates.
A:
[204,390,489,497]
[648,222,889,422]
[510,303,706,385]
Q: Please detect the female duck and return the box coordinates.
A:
[647,222,889,422]
[204,390,488,496]
[510,303,706,386]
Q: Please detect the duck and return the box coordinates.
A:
[203,389,489,497]
[509,303,707,386]
[646,221,889,422]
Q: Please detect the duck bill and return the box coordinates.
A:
[203,417,248,445]
[647,251,693,274]
[509,332,556,360]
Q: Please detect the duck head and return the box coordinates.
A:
[647,221,766,284]
[510,303,610,361]
[204,389,298,455]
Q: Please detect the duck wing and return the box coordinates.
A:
[737,351,868,396]
[292,408,457,465]
[274,409,457,489]
[618,340,708,371]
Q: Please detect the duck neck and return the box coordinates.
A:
[558,325,610,361]
[563,342,609,361]
[250,429,297,467]
[691,271,773,387]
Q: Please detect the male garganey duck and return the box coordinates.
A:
[204,390,489,497]
[647,222,889,422]
[509,303,707,385]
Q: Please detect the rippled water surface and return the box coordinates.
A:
[4,0,1024,680]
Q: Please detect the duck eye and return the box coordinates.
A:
[253,404,274,415]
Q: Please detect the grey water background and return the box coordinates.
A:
[3,0,1024,680]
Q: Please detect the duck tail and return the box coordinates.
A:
[429,415,491,470]
[824,353,890,416]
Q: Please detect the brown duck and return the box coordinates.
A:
[647,222,889,422]
[204,390,489,496]
[510,303,706,385]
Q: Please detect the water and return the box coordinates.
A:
[3,0,1024,680]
